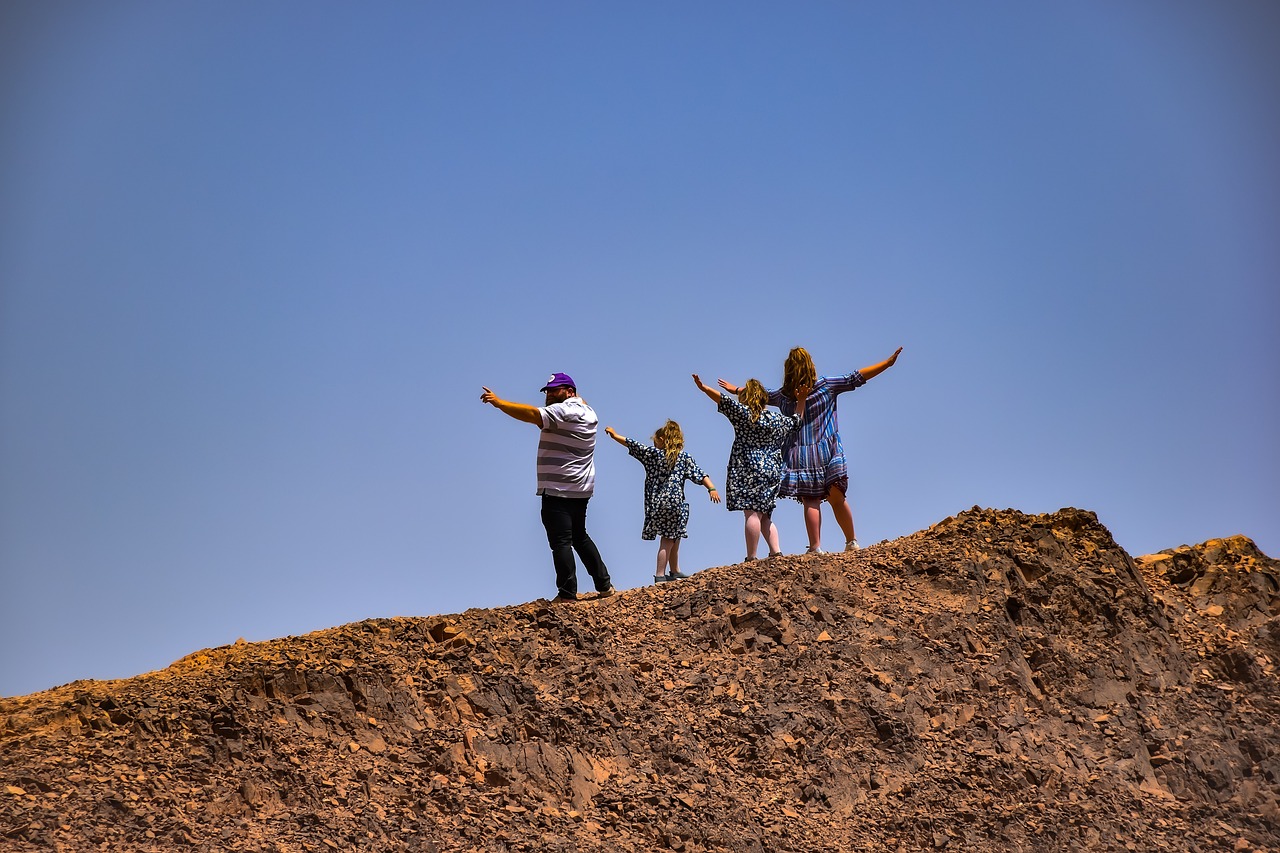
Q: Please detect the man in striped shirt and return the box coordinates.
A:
[481,373,615,602]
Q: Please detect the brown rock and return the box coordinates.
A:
[2,507,1278,852]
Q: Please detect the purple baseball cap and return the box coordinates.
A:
[539,372,576,392]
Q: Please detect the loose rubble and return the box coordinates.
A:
[2,507,1277,851]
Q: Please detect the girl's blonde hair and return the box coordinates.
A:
[780,346,816,401]
[653,420,684,468]
[738,379,769,422]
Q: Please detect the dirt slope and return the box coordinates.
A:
[3,507,1277,852]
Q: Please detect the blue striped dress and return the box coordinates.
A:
[767,371,866,500]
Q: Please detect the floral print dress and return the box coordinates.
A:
[625,439,710,540]
[767,371,866,500]
[716,396,801,514]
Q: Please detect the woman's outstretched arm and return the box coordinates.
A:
[859,347,903,381]
[693,373,723,403]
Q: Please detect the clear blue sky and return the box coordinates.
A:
[2,1,1277,698]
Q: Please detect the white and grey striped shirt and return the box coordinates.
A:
[536,397,597,498]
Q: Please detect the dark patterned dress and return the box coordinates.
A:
[625,439,710,540]
[716,396,801,514]
[767,371,866,500]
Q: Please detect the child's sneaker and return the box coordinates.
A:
[667,570,691,580]
[654,574,670,584]
[766,551,784,559]
[805,546,825,555]
[845,538,860,552]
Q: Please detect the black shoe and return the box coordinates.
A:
[552,594,579,603]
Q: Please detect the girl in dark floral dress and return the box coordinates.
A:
[692,374,808,562]
[605,421,719,584]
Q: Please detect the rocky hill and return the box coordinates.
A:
[2,507,1278,852]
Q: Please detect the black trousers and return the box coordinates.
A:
[540,494,611,598]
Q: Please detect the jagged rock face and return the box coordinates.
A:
[1138,536,1280,655]
[2,508,1278,852]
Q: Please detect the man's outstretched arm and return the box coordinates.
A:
[481,386,543,427]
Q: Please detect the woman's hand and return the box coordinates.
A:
[708,486,721,504]
[859,347,904,381]
[794,382,812,416]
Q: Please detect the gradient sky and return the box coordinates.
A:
[2,1,1277,699]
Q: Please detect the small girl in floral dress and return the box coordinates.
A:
[605,420,720,584]
[692,373,808,562]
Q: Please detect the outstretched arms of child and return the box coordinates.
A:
[701,476,721,504]
[860,347,903,381]
[692,373,722,403]
[604,426,628,446]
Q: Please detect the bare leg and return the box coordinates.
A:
[656,539,672,577]
[802,498,823,550]
[665,537,681,574]
[744,511,762,559]
[761,511,781,555]
[828,484,856,544]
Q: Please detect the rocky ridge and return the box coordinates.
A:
[2,507,1278,851]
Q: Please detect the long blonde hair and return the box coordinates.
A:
[653,420,684,467]
[738,379,768,422]
[780,346,816,401]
